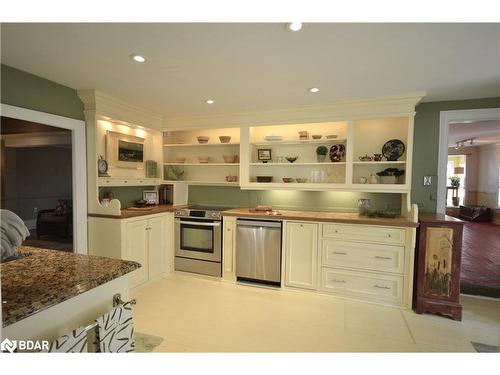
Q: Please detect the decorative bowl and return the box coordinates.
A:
[264,135,283,142]
[312,134,322,139]
[295,178,308,183]
[175,157,186,163]
[382,139,405,161]
[198,156,210,163]
[285,156,298,163]
[219,136,231,143]
[282,177,295,183]
[222,155,238,163]
[326,134,338,139]
[256,176,273,183]
[197,136,210,144]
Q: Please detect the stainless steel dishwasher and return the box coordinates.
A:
[236,219,282,286]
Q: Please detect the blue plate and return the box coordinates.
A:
[382,139,405,161]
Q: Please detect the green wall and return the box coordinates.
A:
[189,186,402,213]
[1,64,84,120]
[411,97,500,213]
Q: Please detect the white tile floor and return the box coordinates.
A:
[131,273,500,352]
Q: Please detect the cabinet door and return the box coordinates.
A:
[285,222,318,290]
[148,215,168,280]
[125,219,149,288]
[223,217,236,281]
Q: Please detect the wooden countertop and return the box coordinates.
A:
[223,208,418,228]
[1,246,140,327]
[88,204,185,219]
[419,213,464,224]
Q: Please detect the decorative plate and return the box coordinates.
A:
[382,139,405,161]
[329,144,346,162]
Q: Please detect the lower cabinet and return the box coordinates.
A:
[89,212,173,289]
[284,221,319,290]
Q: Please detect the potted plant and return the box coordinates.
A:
[376,168,405,184]
[316,145,328,162]
[449,176,460,206]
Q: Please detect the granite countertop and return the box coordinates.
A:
[223,208,418,228]
[88,204,184,219]
[1,246,140,327]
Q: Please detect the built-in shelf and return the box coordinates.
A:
[163,143,240,147]
[352,161,406,165]
[164,163,239,166]
[250,162,346,166]
[251,139,346,147]
[241,182,410,193]
[162,180,239,186]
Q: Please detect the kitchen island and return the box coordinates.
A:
[1,246,140,343]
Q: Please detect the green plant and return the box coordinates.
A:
[376,168,405,177]
[449,176,460,187]
[316,145,328,155]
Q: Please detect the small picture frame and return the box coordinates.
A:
[143,190,159,205]
[257,148,272,163]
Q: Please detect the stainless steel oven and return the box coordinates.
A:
[174,207,223,277]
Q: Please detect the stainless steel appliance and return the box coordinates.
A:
[236,219,282,286]
[174,206,223,277]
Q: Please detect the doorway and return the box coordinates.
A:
[0,104,87,253]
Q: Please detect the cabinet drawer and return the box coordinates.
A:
[320,268,403,305]
[322,239,404,274]
[322,223,406,245]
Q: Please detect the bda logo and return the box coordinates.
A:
[1,338,17,353]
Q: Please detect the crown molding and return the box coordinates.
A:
[77,89,163,129]
[161,91,426,130]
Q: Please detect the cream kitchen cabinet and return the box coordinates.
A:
[222,216,237,281]
[88,212,174,288]
[284,221,319,290]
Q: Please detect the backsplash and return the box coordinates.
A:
[188,186,402,213]
[99,186,156,209]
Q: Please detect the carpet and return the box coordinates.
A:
[134,332,164,353]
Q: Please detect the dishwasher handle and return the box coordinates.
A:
[237,219,281,228]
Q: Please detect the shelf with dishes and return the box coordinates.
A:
[162,180,239,186]
[249,162,346,166]
[164,163,240,166]
[163,142,240,147]
[251,138,346,147]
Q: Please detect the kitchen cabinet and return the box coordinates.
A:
[222,216,237,281]
[88,212,173,288]
[285,221,319,290]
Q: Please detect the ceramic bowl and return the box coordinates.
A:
[174,157,186,163]
[312,135,322,139]
[282,177,295,183]
[219,136,231,143]
[295,178,308,183]
[326,134,338,139]
[222,155,238,163]
[198,156,210,163]
[286,156,298,163]
[256,176,273,183]
[197,136,210,144]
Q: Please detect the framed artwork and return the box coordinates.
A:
[143,190,158,205]
[423,227,454,297]
[257,148,272,163]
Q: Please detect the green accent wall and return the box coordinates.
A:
[411,97,500,213]
[99,186,156,209]
[189,186,402,213]
[1,64,84,120]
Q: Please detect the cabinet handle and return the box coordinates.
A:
[227,228,231,232]
[333,251,347,255]
[332,279,346,283]
[387,234,391,238]
[374,284,391,289]
[374,256,392,260]
[334,230,338,233]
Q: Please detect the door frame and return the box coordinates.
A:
[1,104,88,254]
[437,107,500,213]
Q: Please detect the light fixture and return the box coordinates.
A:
[205,99,214,104]
[130,54,146,63]
[286,22,303,32]
[454,137,475,149]
[309,87,320,93]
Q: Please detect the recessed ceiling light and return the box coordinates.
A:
[130,54,146,63]
[309,87,320,93]
[206,99,214,104]
[287,22,303,32]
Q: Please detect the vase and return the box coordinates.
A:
[317,154,326,162]
[368,174,378,184]
[358,199,372,215]
[452,197,460,207]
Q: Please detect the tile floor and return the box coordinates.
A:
[132,273,500,352]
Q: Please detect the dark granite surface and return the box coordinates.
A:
[1,246,140,327]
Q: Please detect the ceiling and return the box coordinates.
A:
[448,120,500,147]
[1,23,500,121]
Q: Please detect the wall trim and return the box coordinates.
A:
[1,103,88,254]
[437,107,500,214]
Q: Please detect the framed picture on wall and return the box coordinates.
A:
[257,148,272,163]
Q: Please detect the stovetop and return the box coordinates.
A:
[175,205,234,220]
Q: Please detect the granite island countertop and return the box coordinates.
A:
[222,208,418,228]
[1,246,140,327]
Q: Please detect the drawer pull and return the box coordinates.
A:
[332,279,346,283]
[373,284,391,289]
[374,256,392,260]
[333,251,347,255]
[387,234,391,238]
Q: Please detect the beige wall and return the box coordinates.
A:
[475,143,500,208]
[2,146,72,225]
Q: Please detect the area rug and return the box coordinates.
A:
[133,332,164,353]
[471,341,499,353]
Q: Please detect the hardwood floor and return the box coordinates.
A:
[460,221,500,298]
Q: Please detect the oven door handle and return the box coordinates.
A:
[176,219,221,227]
